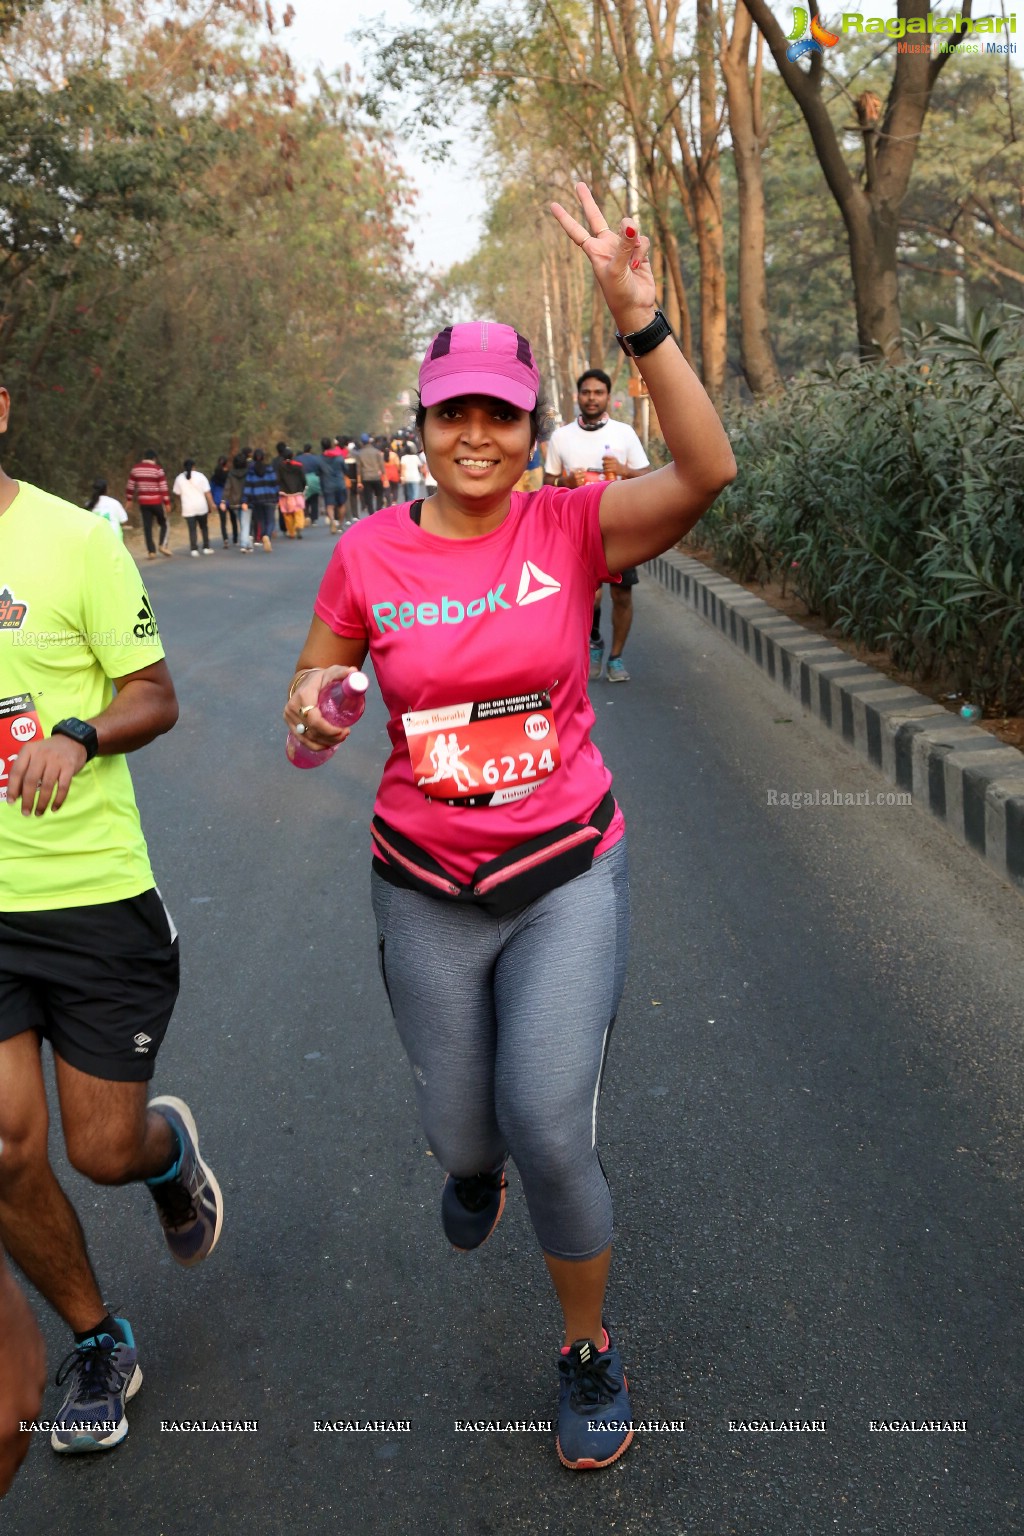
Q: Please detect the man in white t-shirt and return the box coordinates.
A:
[544,369,651,682]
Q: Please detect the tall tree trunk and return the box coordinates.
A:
[720,7,783,394]
[588,0,607,366]
[695,0,728,404]
[597,0,700,366]
[741,0,971,363]
[589,256,606,366]
[654,205,694,364]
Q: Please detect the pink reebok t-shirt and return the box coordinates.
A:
[313,485,626,884]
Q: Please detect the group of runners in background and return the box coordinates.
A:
[100,436,436,559]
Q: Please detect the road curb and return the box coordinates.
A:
[644,548,1024,894]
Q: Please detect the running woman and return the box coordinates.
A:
[283,184,735,1470]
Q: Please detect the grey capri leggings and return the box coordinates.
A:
[371,837,630,1261]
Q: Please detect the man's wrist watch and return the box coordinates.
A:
[52,718,99,762]
[616,308,674,359]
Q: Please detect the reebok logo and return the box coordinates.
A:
[371,558,562,635]
[515,561,560,606]
[133,594,159,639]
[373,585,510,634]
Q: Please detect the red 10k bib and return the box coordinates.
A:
[403,691,561,808]
[0,693,43,803]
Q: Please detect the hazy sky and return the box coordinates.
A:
[283,0,484,272]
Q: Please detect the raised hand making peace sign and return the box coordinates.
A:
[549,182,657,336]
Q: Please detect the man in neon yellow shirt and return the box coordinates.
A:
[0,383,224,1456]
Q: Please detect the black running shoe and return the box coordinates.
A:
[556,1329,633,1470]
[441,1163,508,1251]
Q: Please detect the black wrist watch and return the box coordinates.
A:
[616,308,674,359]
[52,718,99,762]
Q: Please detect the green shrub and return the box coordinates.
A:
[692,308,1024,714]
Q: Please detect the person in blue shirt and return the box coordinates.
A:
[242,450,279,553]
[318,437,346,534]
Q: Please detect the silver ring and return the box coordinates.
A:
[295,723,306,736]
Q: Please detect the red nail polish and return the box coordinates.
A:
[631,259,640,270]
[625,225,636,238]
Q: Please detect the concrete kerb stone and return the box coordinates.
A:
[645,549,1024,894]
[944,746,1024,854]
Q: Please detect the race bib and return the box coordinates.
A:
[403,691,561,807]
[0,693,43,803]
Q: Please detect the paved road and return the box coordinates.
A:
[6,527,1024,1535]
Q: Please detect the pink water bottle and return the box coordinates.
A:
[286,671,369,769]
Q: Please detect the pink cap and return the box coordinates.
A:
[419,322,541,411]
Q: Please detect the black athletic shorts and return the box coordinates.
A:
[599,566,639,590]
[0,889,179,1083]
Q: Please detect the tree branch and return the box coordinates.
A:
[741,0,857,211]
[929,0,974,86]
[967,193,1024,256]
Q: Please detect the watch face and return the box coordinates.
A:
[55,718,97,757]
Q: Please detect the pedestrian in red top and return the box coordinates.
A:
[125,451,172,559]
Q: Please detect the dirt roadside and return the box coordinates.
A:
[682,544,1024,754]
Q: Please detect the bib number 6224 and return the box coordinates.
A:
[482,749,556,787]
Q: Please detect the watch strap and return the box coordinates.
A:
[52,718,99,762]
[616,308,673,360]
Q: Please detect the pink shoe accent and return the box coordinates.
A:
[560,1327,610,1356]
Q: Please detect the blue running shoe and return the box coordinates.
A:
[51,1319,142,1453]
[589,641,605,681]
[146,1096,224,1266]
[606,656,630,683]
[441,1163,508,1251]
[556,1329,634,1470]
